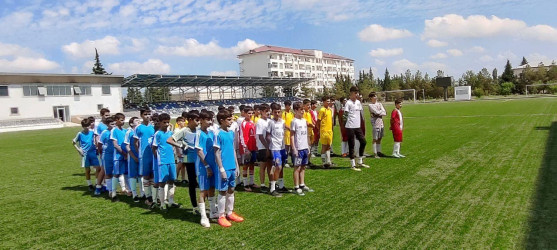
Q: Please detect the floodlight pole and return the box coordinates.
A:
[422,89,425,103]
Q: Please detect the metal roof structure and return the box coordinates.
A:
[122,74,313,88]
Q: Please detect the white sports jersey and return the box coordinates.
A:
[255,118,270,149]
[267,118,285,151]
[290,118,309,150]
[236,116,246,148]
[368,102,386,129]
[344,99,362,128]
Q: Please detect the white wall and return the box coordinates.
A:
[0,84,123,120]
[240,53,270,77]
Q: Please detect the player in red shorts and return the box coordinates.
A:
[390,99,405,158]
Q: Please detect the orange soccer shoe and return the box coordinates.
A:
[218,216,232,227]
[227,212,245,223]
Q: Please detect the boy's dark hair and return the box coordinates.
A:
[159,113,171,122]
[293,102,303,111]
[200,109,207,113]
[199,111,213,120]
[395,99,402,105]
[228,106,235,112]
[350,86,359,93]
[243,106,253,113]
[114,113,125,120]
[181,111,188,118]
[340,97,346,102]
[254,105,260,111]
[104,116,114,124]
[284,100,292,106]
[100,108,110,115]
[218,105,226,111]
[369,92,377,98]
[140,108,151,116]
[208,111,215,117]
[303,99,310,105]
[311,100,318,105]
[270,103,281,111]
[176,116,185,122]
[151,113,159,122]
[239,105,246,112]
[129,117,139,125]
[187,110,200,120]
[331,97,336,101]
[259,103,270,111]
[81,118,92,128]
[217,110,231,124]
[87,116,95,123]
[321,96,330,102]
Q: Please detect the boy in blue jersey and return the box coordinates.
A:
[124,116,142,202]
[214,110,244,227]
[134,108,156,206]
[110,113,129,201]
[153,113,181,212]
[150,113,162,207]
[95,109,111,192]
[98,117,117,201]
[72,118,100,193]
[194,111,218,227]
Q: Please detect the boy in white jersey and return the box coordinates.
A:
[256,104,272,192]
[343,86,369,171]
[72,118,99,192]
[267,103,287,197]
[235,105,246,185]
[290,102,314,195]
[368,92,387,158]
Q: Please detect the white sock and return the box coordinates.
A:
[143,178,151,197]
[226,193,234,216]
[158,186,165,204]
[106,178,112,193]
[326,150,331,164]
[124,175,130,191]
[130,178,138,197]
[152,186,158,202]
[249,175,254,185]
[270,181,276,192]
[139,177,145,196]
[398,143,402,155]
[350,159,356,167]
[393,143,400,155]
[321,154,326,164]
[118,175,126,192]
[199,202,207,219]
[377,144,382,153]
[358,157,363,165]
[86,179,92,186]
[111,177,118,195]
[208,197,217,218]
[164,184,169,202]
[278,178,284,189]
[373,143,377,154]
[167,183,175,204]
[217,194,226,217]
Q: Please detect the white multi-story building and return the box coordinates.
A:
[238,45,355,92]
[0,73,123,122]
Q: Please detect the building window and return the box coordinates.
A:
[0,86,8,96]
[23,85,39,96]
[80,85,92,95]
[97,104,103,111]
[46,85,72,96]
[73,86,82,95]
[10,107,18,115]
[102,85,111,95]
[38,87,47,96]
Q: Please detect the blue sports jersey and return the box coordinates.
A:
[110,127,127,161]
[124,128,138,156]
[100,130,114,159]
[214,129,236,171]
[153,130,175,165]
[184,127,197,163]
[73,130,96,153]
[96,122,107,136]
[134,123,155,158]
[195,129,217,168]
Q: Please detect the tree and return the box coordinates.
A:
[333,74,353,99]
[492,68,498,85]
[92,48,110,75]
[520,56,528,66]
[547,63,557,82]
[383,68,391,91]
[501,59,515,83]
[261,86,277,97]
[126,87,144,104]
[300,85,315,99]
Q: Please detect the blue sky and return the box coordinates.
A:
[1,0,556,79]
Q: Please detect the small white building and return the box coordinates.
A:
[0,73,124,122]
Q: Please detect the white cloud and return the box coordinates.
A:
[0,57,60,72]
[0,42,39,57]
[358,24,412,42]
[369,48,403,57]
[0,11,33,28]
[430,53,447,59]
[480,55,493,62]
[422,62,448,73]
[423,14,557,42]
[62,36,121,58]
[390,59,448,76]
[426,39,448,47]
[107,59,171,75]
[155,38,261,58]
[447,49,463,56]
[392,59,418,74]
[374,59,385,65]
[469,46,485,53]
[527,53,555,66]
[497,51,517,61]
[210,70,238,76]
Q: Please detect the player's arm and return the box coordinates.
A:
[72,133,84,156]
[111,131,125,157]
[214,147,226,180]
[379,103,387,116]
[166,137,184,157]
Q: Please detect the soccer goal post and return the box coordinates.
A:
[377,89,416,103]
[526,83,557,96]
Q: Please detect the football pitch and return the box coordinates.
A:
[1,97,556,248]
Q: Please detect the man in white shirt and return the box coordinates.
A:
[343,86,369,171]
[367,92,387,158]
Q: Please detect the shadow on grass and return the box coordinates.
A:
[525,122,557,248]
[61,185,200,224]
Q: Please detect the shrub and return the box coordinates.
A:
[473,87,484,98]
[500,82,515,96]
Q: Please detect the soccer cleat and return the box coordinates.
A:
[378,152,387,157]
[111,196,119,202]
[145,197,153,206]
[351,167,362,172]
[243,186,252,192]
[374,155,381,159]
[323,163,330,169]
[260,186,268,193]
[140,195,147,200]
[160,203,168,213]
[295,188,305,196]
[101,186,108,193]
[94,188,101,196]
[227,212,244,222]
[398,154,406,158]
[182,180,189,186]
[341,153,348,157]
[392,154,401,158]
[271,190,283,197]
[133,196,140,203]
[250,184,260,189]
[284,163,291,168]
[301,186,314,192]
[169,203,181,209]
[218,216,232,227]
[88,185,94,192]
[278,186,289,193]
[126,191,133,197]
[359,163,370,168]
[200,218,211,228]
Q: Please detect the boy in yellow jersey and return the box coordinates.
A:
[253,105,261,124]
[302,99,315,167]
[318,96,334,168]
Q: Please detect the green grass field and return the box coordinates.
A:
[1,97,556,249]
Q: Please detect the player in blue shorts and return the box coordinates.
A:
[110,113,129,202]
[266,103,288,197]
[95,108,111,192]
[153,113,181,212]
[290,102,314,196]
[125,116,142,202]
[98,117,116,200]
[150,113,162,208]
[214,110,244,227]
[72,118,100,193]
[134,108,156,206]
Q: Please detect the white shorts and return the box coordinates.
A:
[373,127,384,140]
